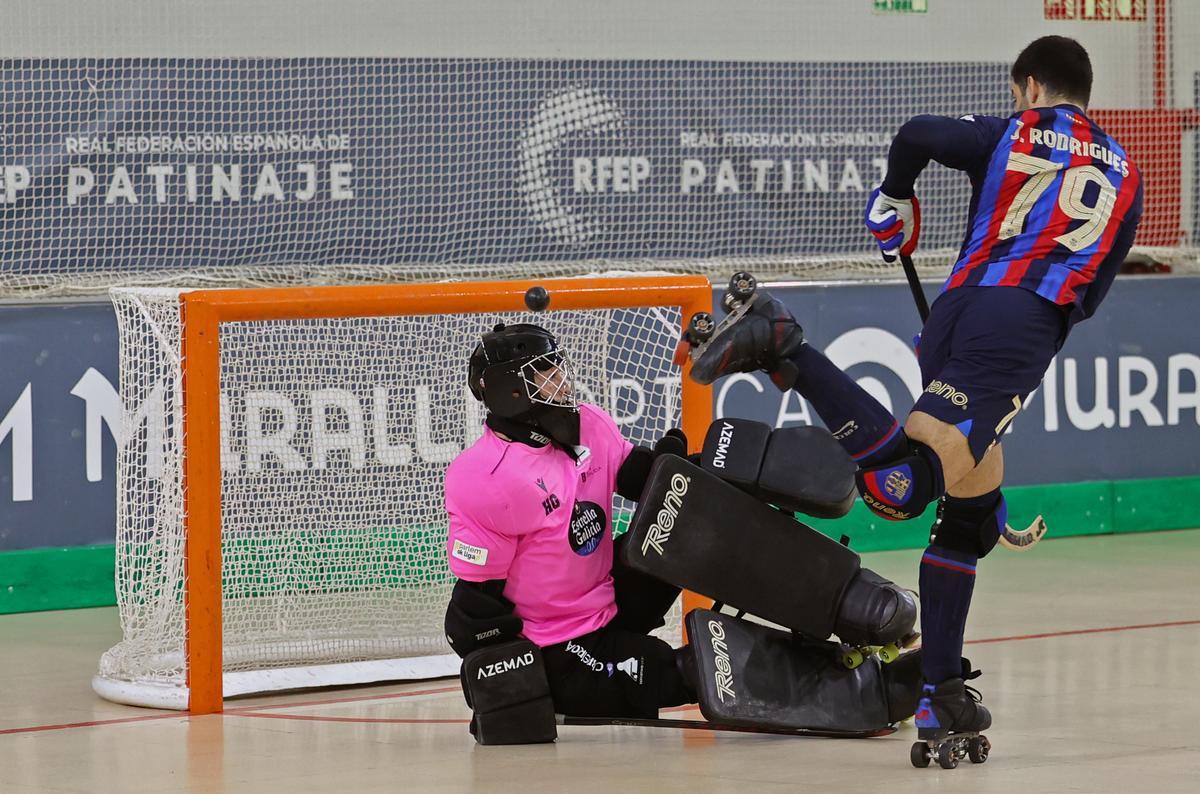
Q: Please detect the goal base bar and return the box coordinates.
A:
[92,653,460,711]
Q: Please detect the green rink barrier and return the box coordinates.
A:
[0,544,117,615]
[3,475,1198,615]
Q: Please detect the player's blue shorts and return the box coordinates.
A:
[913,285,1068,463]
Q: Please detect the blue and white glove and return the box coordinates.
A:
[864,187,921,263]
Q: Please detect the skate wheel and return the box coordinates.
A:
[728,271,757,302]
[910,741,931,768]
[936,741,959,770]
[877,643,901,664]
[840,648,865,669]
[687,312,715,344]
[968,735,990,764]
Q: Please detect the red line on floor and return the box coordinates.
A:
[965,618,1200,645]
[0,711,191,735]
[5,619,1197,735]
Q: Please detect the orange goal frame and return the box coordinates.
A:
[178,275,713,713]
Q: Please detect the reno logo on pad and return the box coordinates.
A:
[707,619,736,703]
[640,473,689,556]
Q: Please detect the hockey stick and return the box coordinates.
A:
[899,253,930,322]
[897,255,1048,551]
[556,714,896,739]
[998,515,1048,551]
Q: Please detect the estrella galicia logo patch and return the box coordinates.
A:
[568,500,606,556]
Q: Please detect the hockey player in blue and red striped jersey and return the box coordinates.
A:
[681,36,1143,762]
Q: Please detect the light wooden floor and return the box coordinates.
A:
[3,530,1199,793]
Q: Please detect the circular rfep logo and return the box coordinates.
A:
[569,500,606,556]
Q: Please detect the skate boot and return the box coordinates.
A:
[681,272,807,389]
[835,569,919,669]
[910,668,992,769]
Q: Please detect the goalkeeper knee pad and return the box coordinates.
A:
[461,640,557,745]
[855,437,945,521]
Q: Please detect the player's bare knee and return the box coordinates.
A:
[909,390,1005,471]
[855,436,945,521]
[904,411,978,487]
[948,443,1004,499]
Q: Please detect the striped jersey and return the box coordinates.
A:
[882,105,1143,322]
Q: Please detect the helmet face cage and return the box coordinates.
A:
[518,350,578,408]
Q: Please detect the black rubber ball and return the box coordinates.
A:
[524,285,551,312]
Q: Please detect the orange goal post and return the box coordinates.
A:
[94,275,711,713]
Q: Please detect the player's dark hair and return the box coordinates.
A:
[1011,36,1093,107]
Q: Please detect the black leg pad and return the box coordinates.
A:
[758,426,856,518]
[686,609,892,732]
[461,640,557,745]
[700,418,771,490]
[624,456,860,641]
[699,419,856,519]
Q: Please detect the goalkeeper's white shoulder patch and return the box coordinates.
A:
[452,539,490,566]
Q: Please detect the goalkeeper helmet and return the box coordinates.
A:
[468,323,580,446]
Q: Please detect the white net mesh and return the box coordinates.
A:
[2,2,1197,297]
[98,284,690,707]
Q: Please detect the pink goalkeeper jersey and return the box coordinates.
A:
[444,403,633,647]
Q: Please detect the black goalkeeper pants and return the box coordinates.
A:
[541,535,695,719]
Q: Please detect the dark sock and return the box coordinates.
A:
[919,543,977,684]
[918,489,1001,684]
[787,343,905,466]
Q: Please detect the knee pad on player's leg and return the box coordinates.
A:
[855,438,945,521]
[931,491,1007,559]
[461,640,557,745]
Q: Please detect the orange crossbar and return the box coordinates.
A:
[178,275,713,714]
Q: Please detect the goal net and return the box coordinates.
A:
[95,276,710,711]
[1,2,1197,297]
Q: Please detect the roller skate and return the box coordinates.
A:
[910,670,992,769]
[835,569,919,669]
[674,272,806,389]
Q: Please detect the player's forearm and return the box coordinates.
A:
[881,114,981,199]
